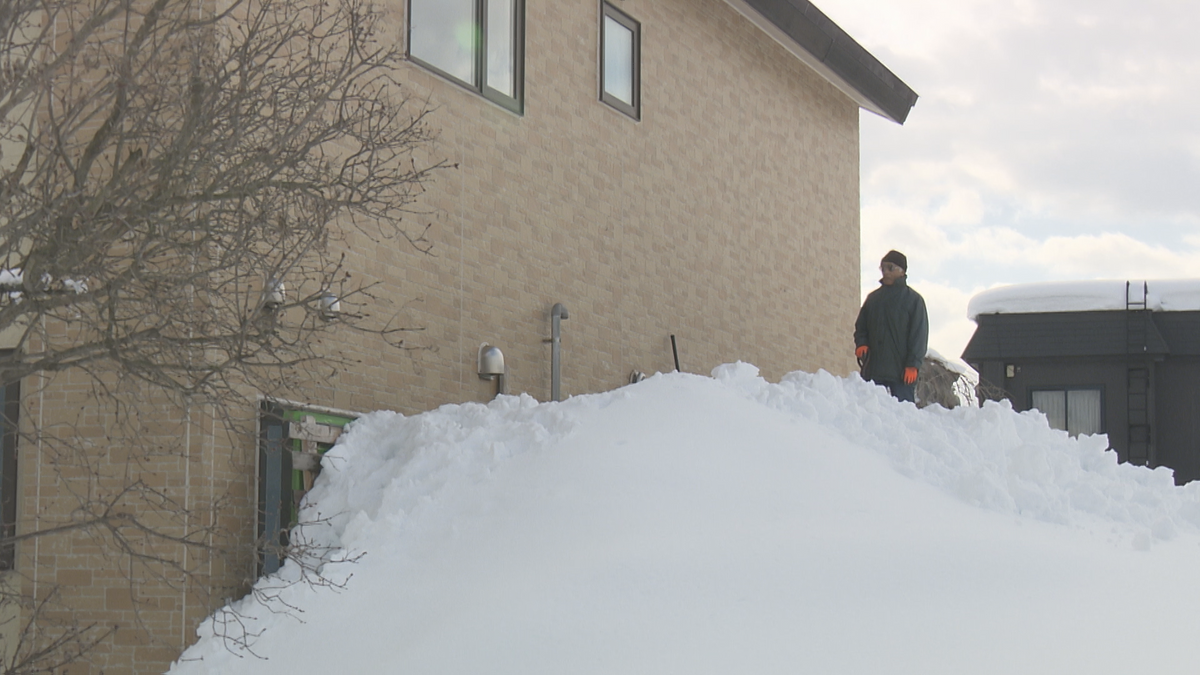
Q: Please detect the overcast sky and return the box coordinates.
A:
[812,0,1200,362]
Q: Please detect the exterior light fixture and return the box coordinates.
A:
[478,344,506,399]
[319,292,341,320]
[264,279,286,309]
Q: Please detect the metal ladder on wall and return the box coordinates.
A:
[1126,281,1151,466]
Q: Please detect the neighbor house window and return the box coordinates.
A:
[600,3,639,119]
[1031,388,1102,437]
[408,0,523,112]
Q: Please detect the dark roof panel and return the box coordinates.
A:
[1152,313,1200,356]
[962,311,1171,362]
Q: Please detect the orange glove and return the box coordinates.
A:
[903,367,918,385]
[855,345,869,359]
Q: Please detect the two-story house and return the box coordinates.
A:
[5,0,916,672]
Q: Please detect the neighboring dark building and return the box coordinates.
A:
[963,281,1200,485]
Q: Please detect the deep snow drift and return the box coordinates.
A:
[171,364,1200,674]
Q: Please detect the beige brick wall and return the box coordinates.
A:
[316,0,861,416]
[14,367,256,674]
[13,0,863,672]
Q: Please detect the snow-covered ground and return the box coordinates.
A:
[170,364,1200,674]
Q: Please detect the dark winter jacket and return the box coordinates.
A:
[854,277,929,384]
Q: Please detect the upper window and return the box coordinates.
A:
[408,0,524,112]
[1031,388,1103,437]
[600,3,640,119]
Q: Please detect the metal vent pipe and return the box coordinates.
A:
[550,303,569,401]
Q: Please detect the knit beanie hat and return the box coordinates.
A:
[881,250,907,271]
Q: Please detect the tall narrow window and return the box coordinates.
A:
[409,0,524,112]
[600,3,640,119]
[486,0,517,98]
[1031,388,1103,437]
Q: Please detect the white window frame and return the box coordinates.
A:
[407,0,525,113]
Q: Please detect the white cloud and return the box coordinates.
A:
[1025,234,1200,278]
[848,0,1200,226]
[865,218,1200,283]
[826,0,1200,371]
[818,0,1044,61]
[918,281,982,359]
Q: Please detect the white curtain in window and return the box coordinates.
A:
[1031,390,1067,432]
[1067,389,1102,436]
[411,0,476,84]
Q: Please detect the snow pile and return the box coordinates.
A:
[968,279,1200,318]
[732,365,1198,539]
[170,365,1200,675]
[292,392,581,562]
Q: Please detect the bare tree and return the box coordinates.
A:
[0,0,445,670]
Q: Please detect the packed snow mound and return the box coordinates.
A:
[307,362,1199,553]
[170,364,1200,674]
[727,364,1197,537]
[967,279,1200,318]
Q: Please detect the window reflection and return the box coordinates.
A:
[600,4,638,119]
[408,0,522,111]
[410,0,477,86]
[486,0,515,97]
[603,16,634,106]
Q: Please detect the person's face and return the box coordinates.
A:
[880,261,905,285]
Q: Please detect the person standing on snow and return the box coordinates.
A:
[854,250,929,403]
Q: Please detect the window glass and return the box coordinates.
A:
[1032,388,1102,437]
[1031,390,1067,431]
[410,0,477,85]
[603,15,635,106]
[409,0,522,111]
[486,0,516,97]
[1067,389,1102,436]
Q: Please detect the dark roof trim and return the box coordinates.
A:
[725,0,918,124]
[961,311,1174,362]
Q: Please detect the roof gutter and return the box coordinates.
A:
[722,0,918,124]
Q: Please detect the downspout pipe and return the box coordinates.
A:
[551,303,569,401]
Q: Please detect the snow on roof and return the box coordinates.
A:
[925,347,976,377]
[968,279,1200,320]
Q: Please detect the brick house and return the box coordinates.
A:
[3,0,916,672]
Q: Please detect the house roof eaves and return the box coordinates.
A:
[722,0,918,125]
[961,311,1173,362]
